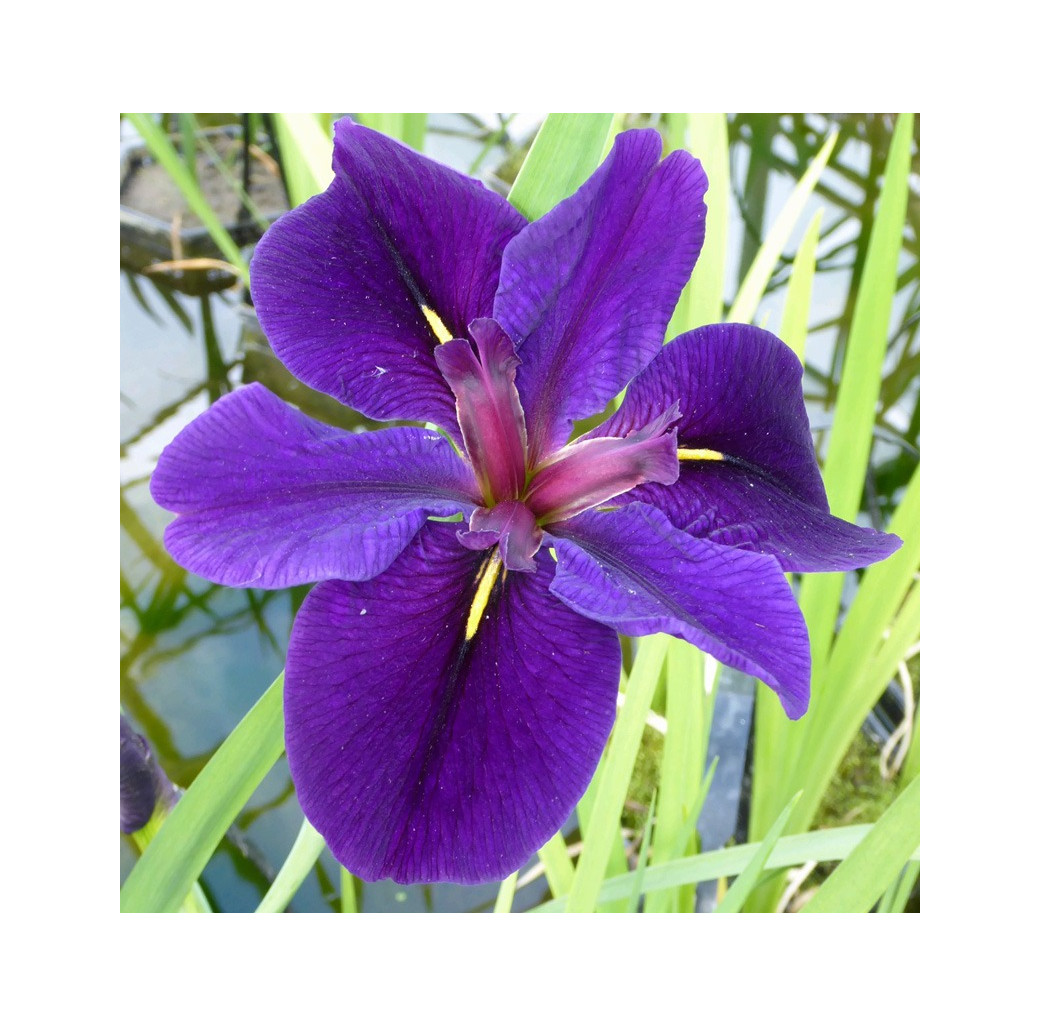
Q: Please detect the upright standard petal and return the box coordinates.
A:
[494,128,708,463]
[548,503,810,718]
[285,522,621,884]
[151,384,479,588]
[596,324,901,572]
[251,118,527,432]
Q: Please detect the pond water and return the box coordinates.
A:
[119,114,918,912]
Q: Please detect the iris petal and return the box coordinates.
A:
[495,128,708,463]
[596,323,900,571]
[548,503,811,718]
[285,522,621,884]
[250,118,526,434]
[150,384,480,588]
[629,463,901,572]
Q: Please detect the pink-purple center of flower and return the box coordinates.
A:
[434,317,680,573]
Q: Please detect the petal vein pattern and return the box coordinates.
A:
[250,118,526,436]
[285,523,621,884]
[594,324,901,572]
[494,128,708,462]
[548,504,811,718]
[150,383,480,588]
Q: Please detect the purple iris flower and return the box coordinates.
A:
[120,715,178,833]
[151,118,900,885]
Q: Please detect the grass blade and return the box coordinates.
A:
[341,868,358,913]
[625,790,657,913]
[255,817,325,913]
[779,209,824,362]
[575,746,630,906]
[800,775,920,913]
[494,871,519,913]
[716,791,801,913]
[271,113,333,207]
[658,755,719,912]
[189,115,271,232]
[665,113,729,335]
[785,469,920,832]
[536,831,576,898]
[798,113,915,661]
[566,634,669,912]
[877,861,920,913]
[750,211,824,845]
[507,114,615,220]
[824,465,921,701]
[728,130,837,324]
[532,823,910,911]
[644,638,710,912]
[120,674,285,913]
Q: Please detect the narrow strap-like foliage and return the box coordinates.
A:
[531,823,914,911]
[750,211,824,847]
[537,831,576,898]
[798,112,915,665]
[779,209,824,363]
[341,869,358,913]
[255,817,326,913]
[800,775,920,913]
[494,871,519,913]
[625,791,657,913]
[271,113,334,207]
[716,791,801,913]
[566,634,669,912]
[665,113,729,334]
[508,114,616,221]
[728,130,837,324]
[644,639,713,913]
[120,675,285,913]
[877,860,920,913]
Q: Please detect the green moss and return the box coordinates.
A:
[623,726,665,833]
[815,653,919,830]
[812,732,898,829]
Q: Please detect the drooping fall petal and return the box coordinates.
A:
[284,522,621,884]
[548,503,811,717]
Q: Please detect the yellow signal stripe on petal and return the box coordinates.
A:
[466,553,503,641]
[677,448,726,462]
[421,305,454,344]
